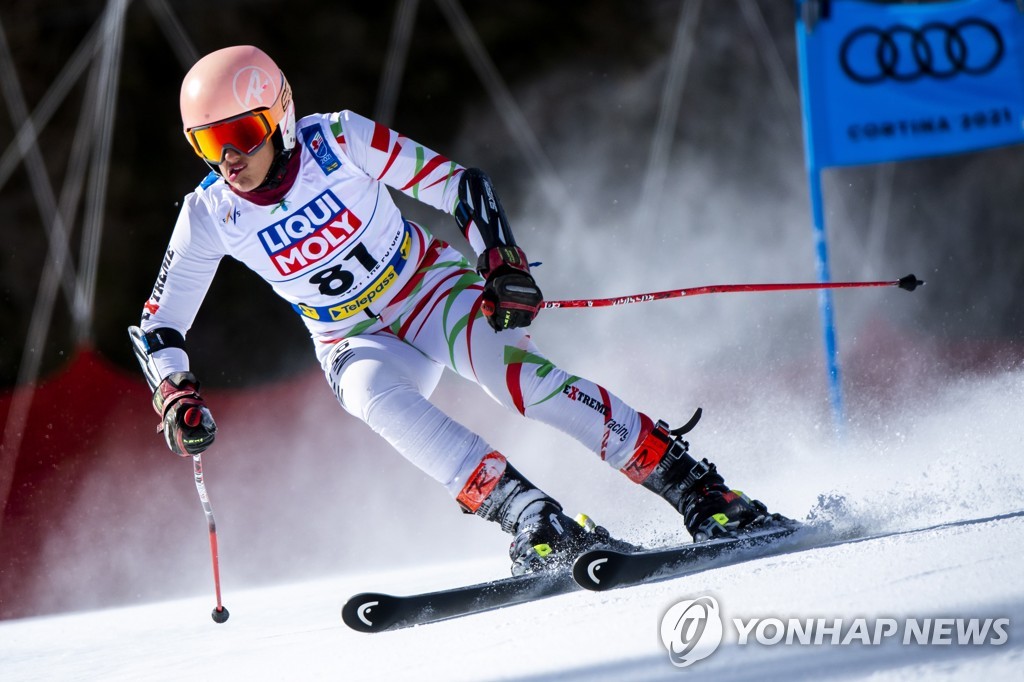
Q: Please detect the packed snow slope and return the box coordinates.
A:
[2,508,1022,681]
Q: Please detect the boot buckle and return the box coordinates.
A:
[679,458,712,490]
[689,459,710,480]
[664,435,691,461]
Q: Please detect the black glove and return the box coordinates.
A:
[152,371,217,456]
[476,246,543,332]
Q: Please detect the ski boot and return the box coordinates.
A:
[623,410,781,541]
[458,452,636,576]
[507,503,628,576]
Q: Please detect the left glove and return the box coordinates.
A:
[152,371,217,456]
[477,246,544,332]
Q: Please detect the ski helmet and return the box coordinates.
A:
[180,45,296,163]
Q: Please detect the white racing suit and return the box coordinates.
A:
[140,110,658,502]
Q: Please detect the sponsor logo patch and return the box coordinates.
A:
[257,189,362,275]
[142,249,175,321]
[563,384,609,416]
[302,123,341,175]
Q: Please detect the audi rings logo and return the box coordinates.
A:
[659,596,724,668]
[840,19,1004,84]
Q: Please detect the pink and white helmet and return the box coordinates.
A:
[180,45,296,158]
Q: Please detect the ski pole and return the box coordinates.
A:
[542,273,923,309]
[192,453,229,623]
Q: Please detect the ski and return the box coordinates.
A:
[342,569,578,633]
[341,525,799,633]
[572,522,804,592]
[571,509,1024,593]
[342,511,1024,632]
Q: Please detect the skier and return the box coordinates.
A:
[130,45,780,576]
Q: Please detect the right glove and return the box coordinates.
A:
[476,245,544,332]
[152,371,217,456]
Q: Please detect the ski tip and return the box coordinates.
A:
[342,592,397,633]
[571,549,622,592]
[897,274,924,291]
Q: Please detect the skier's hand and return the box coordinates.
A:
[152,371,217,456]
[477,246,543,332]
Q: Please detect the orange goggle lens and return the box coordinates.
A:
[187,111,275,163]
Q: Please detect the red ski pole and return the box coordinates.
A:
[542,274,923,309]
[192,453,229,623]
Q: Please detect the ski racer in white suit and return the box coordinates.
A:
[129,45,777,574]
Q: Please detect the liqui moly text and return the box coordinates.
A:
[258,190,362,275]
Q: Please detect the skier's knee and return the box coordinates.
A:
[349,382,420,427]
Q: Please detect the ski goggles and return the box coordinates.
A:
[186,109,277,164]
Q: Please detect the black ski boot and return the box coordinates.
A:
[462,455,635,576]
[629,413,777,541]
[506,501,620,576]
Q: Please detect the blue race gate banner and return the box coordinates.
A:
[797,0,1024,169]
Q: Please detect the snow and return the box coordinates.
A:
[2,511,1022,681]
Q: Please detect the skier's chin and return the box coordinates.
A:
[227,172,258,192]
